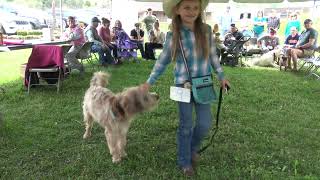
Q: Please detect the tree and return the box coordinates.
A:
[84,1,91,7]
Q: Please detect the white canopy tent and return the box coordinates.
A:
[133,0,315,2]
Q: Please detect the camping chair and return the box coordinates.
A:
[221,35,251,67]
[25,45,66,94]
[298,46,320,72]
[76,42,95,70]
[308,57,320,80]
[115,30,138,60]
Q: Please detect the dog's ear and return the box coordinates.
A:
[110,96,125,119]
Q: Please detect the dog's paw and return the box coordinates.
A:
[121,151,127,158]
[83,133,91,139]
[112,156,122,163]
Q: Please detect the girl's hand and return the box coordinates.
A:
[141,83,151,91]
[220,79,230,92]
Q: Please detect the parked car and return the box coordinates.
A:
[16,8,49,29]
[0,13,33,34]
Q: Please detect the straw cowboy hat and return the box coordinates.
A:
[163,0,209,18]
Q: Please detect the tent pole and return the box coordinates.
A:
[51,0,56,41]
[60,0,63,37]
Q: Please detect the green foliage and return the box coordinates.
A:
[0,50,320,178]
[16,31,27,36]
[16,30,42,36]
[84,0,91,7]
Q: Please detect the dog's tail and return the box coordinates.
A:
[90,71,110,87]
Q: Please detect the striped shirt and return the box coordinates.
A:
[147,24,224,85]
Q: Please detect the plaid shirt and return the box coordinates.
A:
[267,17,280,30]
[147,24,224,85]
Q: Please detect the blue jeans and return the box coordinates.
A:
[131,40,145,58]
[91,44,114,65]
[176,85,212,168]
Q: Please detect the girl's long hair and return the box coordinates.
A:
[170,3,209,61]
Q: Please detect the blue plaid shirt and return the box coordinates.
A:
[147,24,224,85]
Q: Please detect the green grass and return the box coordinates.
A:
[0,50,320,179]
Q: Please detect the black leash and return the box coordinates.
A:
[198,85,229,154]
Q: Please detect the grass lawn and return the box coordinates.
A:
[0,49,320,179]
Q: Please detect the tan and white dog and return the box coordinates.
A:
[245,49,281,67]
[82,72,159,163]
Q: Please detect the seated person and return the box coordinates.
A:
[224,23,244,47]
[257,27,280,53]
[288,19,318,71]
[144,20,165,60]
[62,16,85,74]
[130,22,146,58]
[98,17,119,62]
[280,27,300,68]
[84,17,114,67]
[221,24,244,63]
[284,27,300,47]
[111,20,123,42]
[112,20,138,58]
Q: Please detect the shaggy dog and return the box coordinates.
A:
[245,49,281,67]
[82,72,159,163]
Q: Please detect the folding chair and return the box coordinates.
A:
[298,46,320,72]
[76,42,95,70]
[25,45,66,94]
[307,56,320,79]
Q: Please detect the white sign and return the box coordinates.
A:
[170,86,191,103]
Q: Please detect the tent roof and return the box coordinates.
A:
[233,0,283,3]
[134,0,316,3]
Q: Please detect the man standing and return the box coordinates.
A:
[289,19,318,71]
[218,6,234,36]
[62,16,85,74]
[142,8,157,33]
[85,17,114,66]
[267,9,280,31]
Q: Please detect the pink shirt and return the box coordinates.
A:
[63,25,85,46]
[97,25,111,43]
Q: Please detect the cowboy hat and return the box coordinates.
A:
[163,0,209,18]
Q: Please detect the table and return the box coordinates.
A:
[0,40,70,52]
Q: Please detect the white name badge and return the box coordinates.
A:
[170,86,191,103]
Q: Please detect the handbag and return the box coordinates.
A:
[179,38,217,104]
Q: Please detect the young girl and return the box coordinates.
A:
[142,0,229,176]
